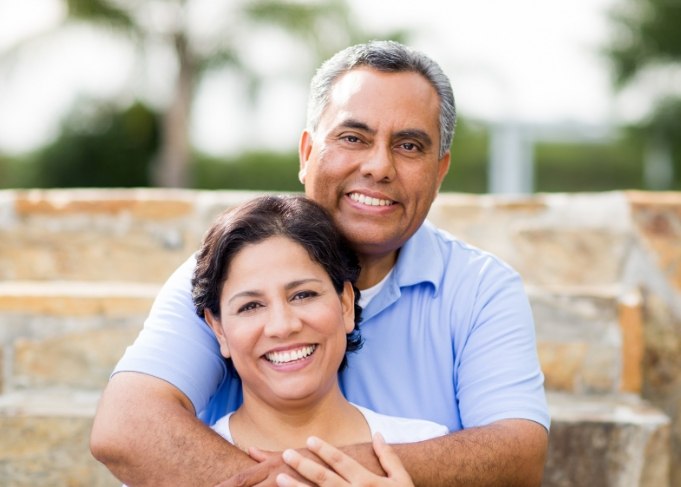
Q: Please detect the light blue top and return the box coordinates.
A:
[114,220,550,432]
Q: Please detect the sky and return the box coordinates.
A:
[0,0,641,157]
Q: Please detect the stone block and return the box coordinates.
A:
[0,391,119,487]
[530,286,624,394]
[429,192,632,287]
[0,189,199,282]
[0,282,155,391]
[628,191,681,294]
[545,392,670,487]
[13,325,141,390]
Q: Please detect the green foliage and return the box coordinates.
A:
[606,0,681,85]
[64,0,139,33]
[30,101,159,188]
[440,119,489,193]
[535,137,646,192]
[194,150,301,191]
[605,0,681,188]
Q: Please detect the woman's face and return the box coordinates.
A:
[205,236,355,408]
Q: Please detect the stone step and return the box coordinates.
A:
[0,281,641,396]
[544,392,670,487]
[0,189,633,286]
[0,390,118,487]
[0,188,258,283]
[0,390,669,487]
[529,285,644,395]
[0,281,158,392]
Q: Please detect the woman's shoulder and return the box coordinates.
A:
[353,404,449,444]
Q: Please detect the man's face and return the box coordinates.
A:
[299,67,450,259]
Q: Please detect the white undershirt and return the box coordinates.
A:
[358,267,394,309]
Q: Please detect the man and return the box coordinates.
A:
[91,40,549,486]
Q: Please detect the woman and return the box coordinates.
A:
[191,195,448,486]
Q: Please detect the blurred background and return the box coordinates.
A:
[0,0,679,193]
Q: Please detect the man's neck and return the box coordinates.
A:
[356,250,398,290]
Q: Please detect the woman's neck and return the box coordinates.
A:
[229,385,370,452]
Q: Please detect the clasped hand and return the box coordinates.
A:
[215,433,414,487]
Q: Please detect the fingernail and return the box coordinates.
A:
[307,436,320,448]
[276,473,292,487]
[282,449,295,462]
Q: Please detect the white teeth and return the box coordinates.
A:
[265,345,317,365]
[349,193,393,207]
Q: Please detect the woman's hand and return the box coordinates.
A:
[275,433,414,487]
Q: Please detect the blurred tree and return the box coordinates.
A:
[31,101,159,187]
[606,0,681,188]
[7,0,405,188]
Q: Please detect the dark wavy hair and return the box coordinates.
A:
[192,195,363,371]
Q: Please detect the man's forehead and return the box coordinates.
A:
[321,68,439,133]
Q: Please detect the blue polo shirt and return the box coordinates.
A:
[114,221,550,432]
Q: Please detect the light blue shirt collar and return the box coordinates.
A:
[361,221,444,322]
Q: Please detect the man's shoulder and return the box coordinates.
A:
[422,221,517,274]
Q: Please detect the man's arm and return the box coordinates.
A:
[90,372,257,486]
[217,419,546,487]
[391,419,548,487]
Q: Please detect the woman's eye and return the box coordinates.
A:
[237,302,262,313]
[292,290,317,301]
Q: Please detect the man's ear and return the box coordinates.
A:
[298,129,313,184]
[204,309,230,359]
[340,281,356,334]
[436,151,451,190]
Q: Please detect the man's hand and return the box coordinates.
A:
[213,447,313,487]
[213,439,385,487]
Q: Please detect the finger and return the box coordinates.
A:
[372,433,414,484]
[281,447,346,486]
[304,436,368,482]
[247,446,270,462]
[275,473,312,487]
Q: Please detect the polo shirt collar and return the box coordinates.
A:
[361,221,444,322]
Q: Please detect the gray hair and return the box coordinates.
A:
[306,40,456,158]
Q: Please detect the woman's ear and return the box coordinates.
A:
[204,309,231,359]
[340,281,356,334]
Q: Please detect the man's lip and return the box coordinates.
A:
[346,191,396,207]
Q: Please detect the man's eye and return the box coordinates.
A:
[400,142,418,151]
[342,135,360,143]
[238,302,262,313]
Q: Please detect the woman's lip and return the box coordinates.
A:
[263,344,318,365]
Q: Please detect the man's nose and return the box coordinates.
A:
[264,303,303,337]
[360,144,396,182]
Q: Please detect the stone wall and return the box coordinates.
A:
[1,189,679,486]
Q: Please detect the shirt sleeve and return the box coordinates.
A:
[455,260,550,431]
[113,255,227,414]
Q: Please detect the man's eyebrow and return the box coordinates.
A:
[395,129,433,148]
[337,118,375,134]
